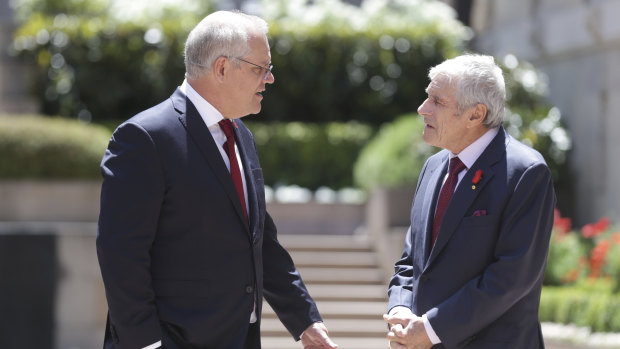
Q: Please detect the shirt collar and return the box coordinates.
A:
[180,79,224,128]
[449,127,499,169]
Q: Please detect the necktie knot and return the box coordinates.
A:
[219,119,234,139]
[449,156,466,177]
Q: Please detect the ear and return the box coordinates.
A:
[468,103,487,126]
[212,56,229,82]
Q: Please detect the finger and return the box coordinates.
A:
[391,323,404,335]
[389,340,406,349]
[383,314,408,327]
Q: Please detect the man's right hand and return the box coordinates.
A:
[383,311,432,349]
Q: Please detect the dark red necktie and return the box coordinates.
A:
[218,119,248,222]
[431,156,466,246]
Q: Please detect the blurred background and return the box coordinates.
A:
[1,0,619,348]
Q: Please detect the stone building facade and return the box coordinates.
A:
[465,0,620,225]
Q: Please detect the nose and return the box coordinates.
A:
[265,71,275,84]
[418,99,431,116]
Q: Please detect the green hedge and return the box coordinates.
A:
[541,285,620,333]
[0,115,111,178]
[11,0,466,125]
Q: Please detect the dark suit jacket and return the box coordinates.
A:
[388,128,556,349]
[97,88,321,349]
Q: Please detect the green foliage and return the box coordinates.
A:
[11,0,215,121]
[260,0,467,124]
[544,230,588,286]
[0,115,111,178]
[246,121,373,190]
[353,114,436,190]
[11,0,466,125]
[540,284,620,333]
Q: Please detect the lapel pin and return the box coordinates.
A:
[471,169,483,190]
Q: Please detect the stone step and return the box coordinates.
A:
[289,250,379,268]
[261,317,386,338]
[263,301,387,319]
[302,284,387,302]
[278,234,372,252]
[260,336,388,349]
[297,266,384,284]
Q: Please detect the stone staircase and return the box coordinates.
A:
[261,234,389,349]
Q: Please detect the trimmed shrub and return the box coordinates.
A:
[245,121,373,190]
[353,114,436,190]
[0,115,111,179]
[11,0,466,125]
[540,285,620,333]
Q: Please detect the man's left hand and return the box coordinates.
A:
[383,313,432,349]
[300,322,338,349]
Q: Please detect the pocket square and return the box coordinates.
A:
[472,210,487,216]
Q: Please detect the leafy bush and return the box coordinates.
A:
[0,115,111,178]
[353,114,436,190]
[540,285,620,333]
[260,0,467,124]
[11,0,215,121]
[246,121,373,190]
[11,0,466,125]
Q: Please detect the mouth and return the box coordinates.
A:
[256,90,264,97]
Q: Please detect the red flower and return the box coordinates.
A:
[472,169,483,185]
[553,208,572,236]
[581,216,610,239]
[233,120,238,128]
[589,240,610,279]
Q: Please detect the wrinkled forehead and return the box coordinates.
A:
[426,74,457,96]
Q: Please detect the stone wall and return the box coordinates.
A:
[470,0,620,225]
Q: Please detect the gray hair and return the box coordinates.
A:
[184,10,269,80]
[429,54,506,128]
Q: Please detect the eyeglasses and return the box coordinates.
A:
[233,57,273,80]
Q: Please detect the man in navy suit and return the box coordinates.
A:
[384,54,556,348]
[96,10,338,349]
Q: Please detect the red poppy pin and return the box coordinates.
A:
[471,169,483,189]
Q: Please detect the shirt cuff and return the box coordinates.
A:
[422,314,441,344]
[142,340,161,349]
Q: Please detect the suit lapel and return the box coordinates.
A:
[426,128,507,267]
[233,123,259,238]
[172,89,251,235]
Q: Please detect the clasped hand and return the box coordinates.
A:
[383,309,432,349]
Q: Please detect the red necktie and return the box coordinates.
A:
[431,156,466,246]
[218,119,248,222]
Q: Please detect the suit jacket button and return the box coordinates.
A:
[245,285,254,294]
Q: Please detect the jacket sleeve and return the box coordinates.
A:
[427,163,556,347]
[261,212,323,340]
[387,159,431,312]
[97,122,165,348]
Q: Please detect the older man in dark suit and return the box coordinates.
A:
[384,54,555,349]
[96,10,337,349]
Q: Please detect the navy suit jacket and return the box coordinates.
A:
[97,88,321,349]
[388,128,556,348]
